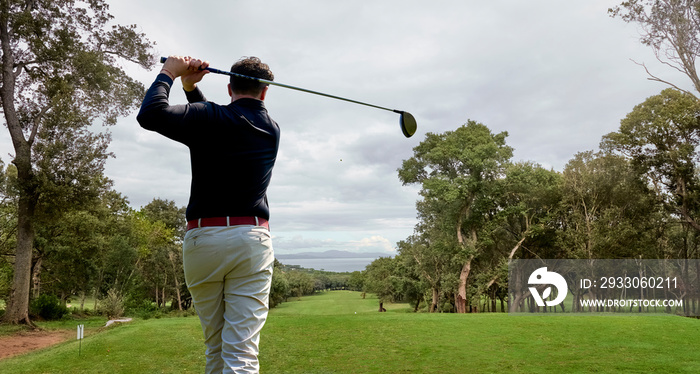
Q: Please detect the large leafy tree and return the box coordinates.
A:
[397,232,453,313]
[601,89,700,233]
[398,121,513,313]
[560,151,660,259]
[483,162,562,309]
[0,0,155,325]
[362,257,396,311]
[496,162,562,261]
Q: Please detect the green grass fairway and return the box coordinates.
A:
[2,291,700,373]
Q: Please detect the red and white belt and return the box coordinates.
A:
[187,216,269,231]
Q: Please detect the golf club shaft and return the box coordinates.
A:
[160,57,404,115]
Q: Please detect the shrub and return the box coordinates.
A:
[69,306,96,317]
[30,294,68,320]
[129,299,159,320]
[98,289,124,319]
[270,271,289,308]
[166,307,197,318]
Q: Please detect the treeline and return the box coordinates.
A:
[359,88,700,315]
[0,169,366,319]
[269,263,363,308]
[3,88,699,318]
[0,184,193,319]
[2,91,698,319]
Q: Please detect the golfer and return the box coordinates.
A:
[137,55,279,374]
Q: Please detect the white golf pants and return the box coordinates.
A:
[183,225,274,374]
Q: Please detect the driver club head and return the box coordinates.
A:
[400,112,417,138]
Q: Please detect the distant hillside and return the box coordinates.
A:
[275,250,392,260]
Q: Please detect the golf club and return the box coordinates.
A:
[160,57,417,138]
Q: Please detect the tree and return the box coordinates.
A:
[347,271,365,291]
[497,162,562,261]
[39,210,102,303]
[391,251,425,312]
[141,199,187,310]
[560,151,660,259]
[558,151,663,311]
[397,233,452,313]
[486,162,562,312]
[90,191,139,310]
[269,260,289,308]
[285,271,315,298]
[601,89,700,233]
[363,257,398,312]
[610,0,700,97]
[0,0,155,325]
[141,199,187,240]
[398,121,513,313]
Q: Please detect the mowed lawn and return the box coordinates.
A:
[2,291,699,373]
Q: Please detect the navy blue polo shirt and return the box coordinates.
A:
[137,73,280,222]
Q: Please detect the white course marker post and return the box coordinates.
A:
[77,324,84,356]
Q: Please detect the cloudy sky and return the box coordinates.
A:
[2,1,693,256]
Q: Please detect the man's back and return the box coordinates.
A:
[137,74,280,221]
[186,97,280,221]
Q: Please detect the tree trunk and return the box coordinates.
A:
[3,192,37,326]
[456,258,472,313]
[168,252,183,310]
[174,281,183,311]
[80,291,86,311]
[93,288,99,311]
[491,289,497,312]
[31,256,42,299]
[430,287,439,313]
[455,201,476,314]
[3,144,38,326]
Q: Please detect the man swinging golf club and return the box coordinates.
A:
[137,55,279,374]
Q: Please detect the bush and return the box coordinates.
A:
[131,300,159,320]
[69,306,96,317]
[30,294,68,320]
[270,271,289,308]
[172,308,197,318]
[98,289,124,319]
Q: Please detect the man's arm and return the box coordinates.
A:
[136,56,211,143]
[184,86,207,103]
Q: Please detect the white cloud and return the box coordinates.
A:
[349,236,396,254]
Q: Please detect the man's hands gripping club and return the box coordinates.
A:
[160,55,210,92]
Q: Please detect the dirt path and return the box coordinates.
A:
[0,329,74,360]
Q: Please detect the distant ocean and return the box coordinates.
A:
[277,257,377,273]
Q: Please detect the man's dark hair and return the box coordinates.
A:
[230,57,274,96]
